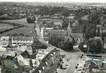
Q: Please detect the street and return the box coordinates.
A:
[57,49,85,73]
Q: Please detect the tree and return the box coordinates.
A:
[19,33,24,36]
[62,10,70,17]
[87,37,103,53]
[12,33,18,36]
[62,18,69,29]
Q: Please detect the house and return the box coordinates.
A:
[0,36,10,47]
[11,36,33,46]
[38,17,63,28]
[41,27,53,41]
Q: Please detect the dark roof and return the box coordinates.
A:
[49,30,66,38]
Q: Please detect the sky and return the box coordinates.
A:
[0,0,106,3]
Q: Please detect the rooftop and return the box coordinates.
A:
[12,36,33,41]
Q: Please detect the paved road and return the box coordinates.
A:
[57,50,84,73]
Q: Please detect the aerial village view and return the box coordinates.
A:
[0,1,106,73]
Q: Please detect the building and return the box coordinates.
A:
[11,36,33,46]
[49,30,67,40]
[71,33,83,43]
[38,17,63,28]
[41,27,53,42]
[0,36,10,47]
[86,54,106,72]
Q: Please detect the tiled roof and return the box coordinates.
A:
[12,36,33,41]
[49,30,67,38]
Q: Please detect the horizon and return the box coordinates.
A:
[0,0,106,3]
[0,1,106,7]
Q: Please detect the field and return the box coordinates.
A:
[1,18,34,26]
[0,18,35,36]
[0,23,14,31]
